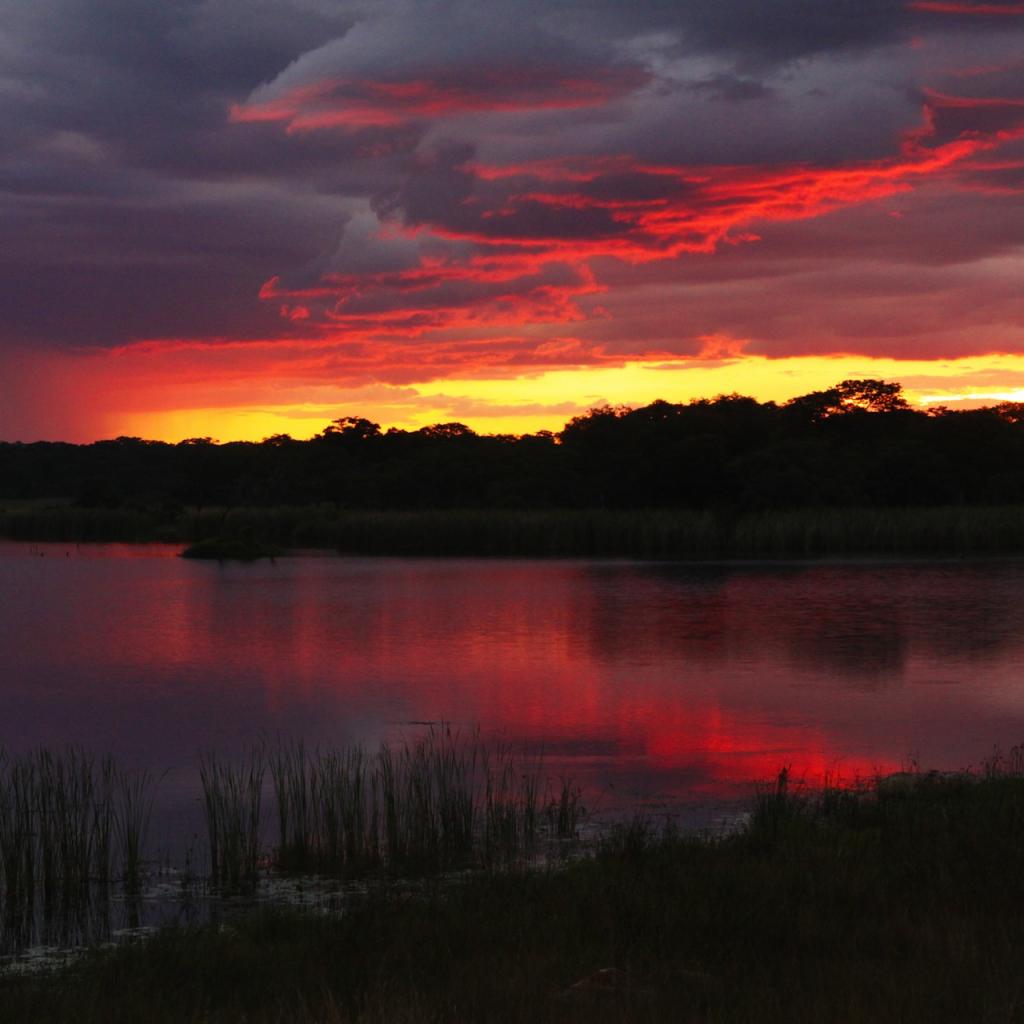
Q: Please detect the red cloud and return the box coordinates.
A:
[420,92,1024,258]
[230,66,646,132]
[909,2,1024,13]
[252,89,1024,368]
[261,254,602,338]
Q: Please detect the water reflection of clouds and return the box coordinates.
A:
[584,560,1024,687]
[7,547,1024,817]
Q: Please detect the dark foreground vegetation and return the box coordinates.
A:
[0,733,582,957]
[200,731,582,887]
[6,379,1024,556]
[5,761,1024,1022]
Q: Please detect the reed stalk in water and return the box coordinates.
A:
[114,768,156,894]
[199,749,265,890]
[0,747,159,948]
[256,730,575,877]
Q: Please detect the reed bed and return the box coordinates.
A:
[199,749,265,889]
[177,505,724,558]
[257,730,583,879]
[0,733,582,922]
[0,733,583,952]
[327,508,724,558]
[8,502,1024,557]
[0,504,168,542]
[15,763,1024,1022]
[0,749,155,942]
[730,505,1024,556]
[115,767,156,894]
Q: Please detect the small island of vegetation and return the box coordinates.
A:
[180,537,284,561]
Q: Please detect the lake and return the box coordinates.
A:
[4,541,1024,852]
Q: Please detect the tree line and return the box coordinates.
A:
[4,380,1024,511]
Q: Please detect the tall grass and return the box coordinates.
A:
[213,731,584,881]
[199,749,265,890]
[0,748,156,949]
[10,502,1024,557]
[181,505,724,558]
[33,748,97,912]
[316,745,377,873]
[16,764,1024,1022]
[377,729,477,871]
[731,505,1024,557]
[268,739,318,872]
[0,504,168,542]
[0,754,36,933]
[115,768,156,893]
[0,734,585,954]
[546,776,584,842]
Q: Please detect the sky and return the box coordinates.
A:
[2,0,1024,442]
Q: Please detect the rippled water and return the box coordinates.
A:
[4,541,1024,848]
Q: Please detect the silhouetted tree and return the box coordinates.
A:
[319,417,382,442]
[835,379,910,413]
[6,379,1024,515]
[417,423,477,440]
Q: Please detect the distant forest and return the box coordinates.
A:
[4,380,1024,511]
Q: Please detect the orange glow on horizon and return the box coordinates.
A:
[62,351,1024,444]
[5,3,1024,451]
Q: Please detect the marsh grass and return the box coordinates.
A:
[0,749,156,951]
[546,776,584,842]
[0,755,37,933]
[114,769,156,894]
[12,763,1024,1022]
[9,502,1024,557]
[199,750,265,890]
[0,504,168,543]
[0,731,580,951]
[730,505,1024,556]
[269,740,318,873]
[263,730,574,878]
[34,749,97,913]
[317,745,378,874]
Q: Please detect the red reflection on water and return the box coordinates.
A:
[2,547,1021,808]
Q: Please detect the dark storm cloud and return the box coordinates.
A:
[0,0,370,347]
[374,143,655,246]
[0,181,346,346]
[1,0,1023,370]
[572,0,916,67]
[686,75,774,103]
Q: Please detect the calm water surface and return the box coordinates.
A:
[4,541,1024,845]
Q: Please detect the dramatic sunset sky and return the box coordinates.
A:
[2,0,1024,442]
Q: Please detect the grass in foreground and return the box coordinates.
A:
[6,766,1024,1022]
[0,751,154,928]
[0,734,582,955]
[196,731,580,889]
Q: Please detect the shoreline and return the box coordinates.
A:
[3,767,1024,1021]
[6,538,1024,569]
[3,503,1024,560]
